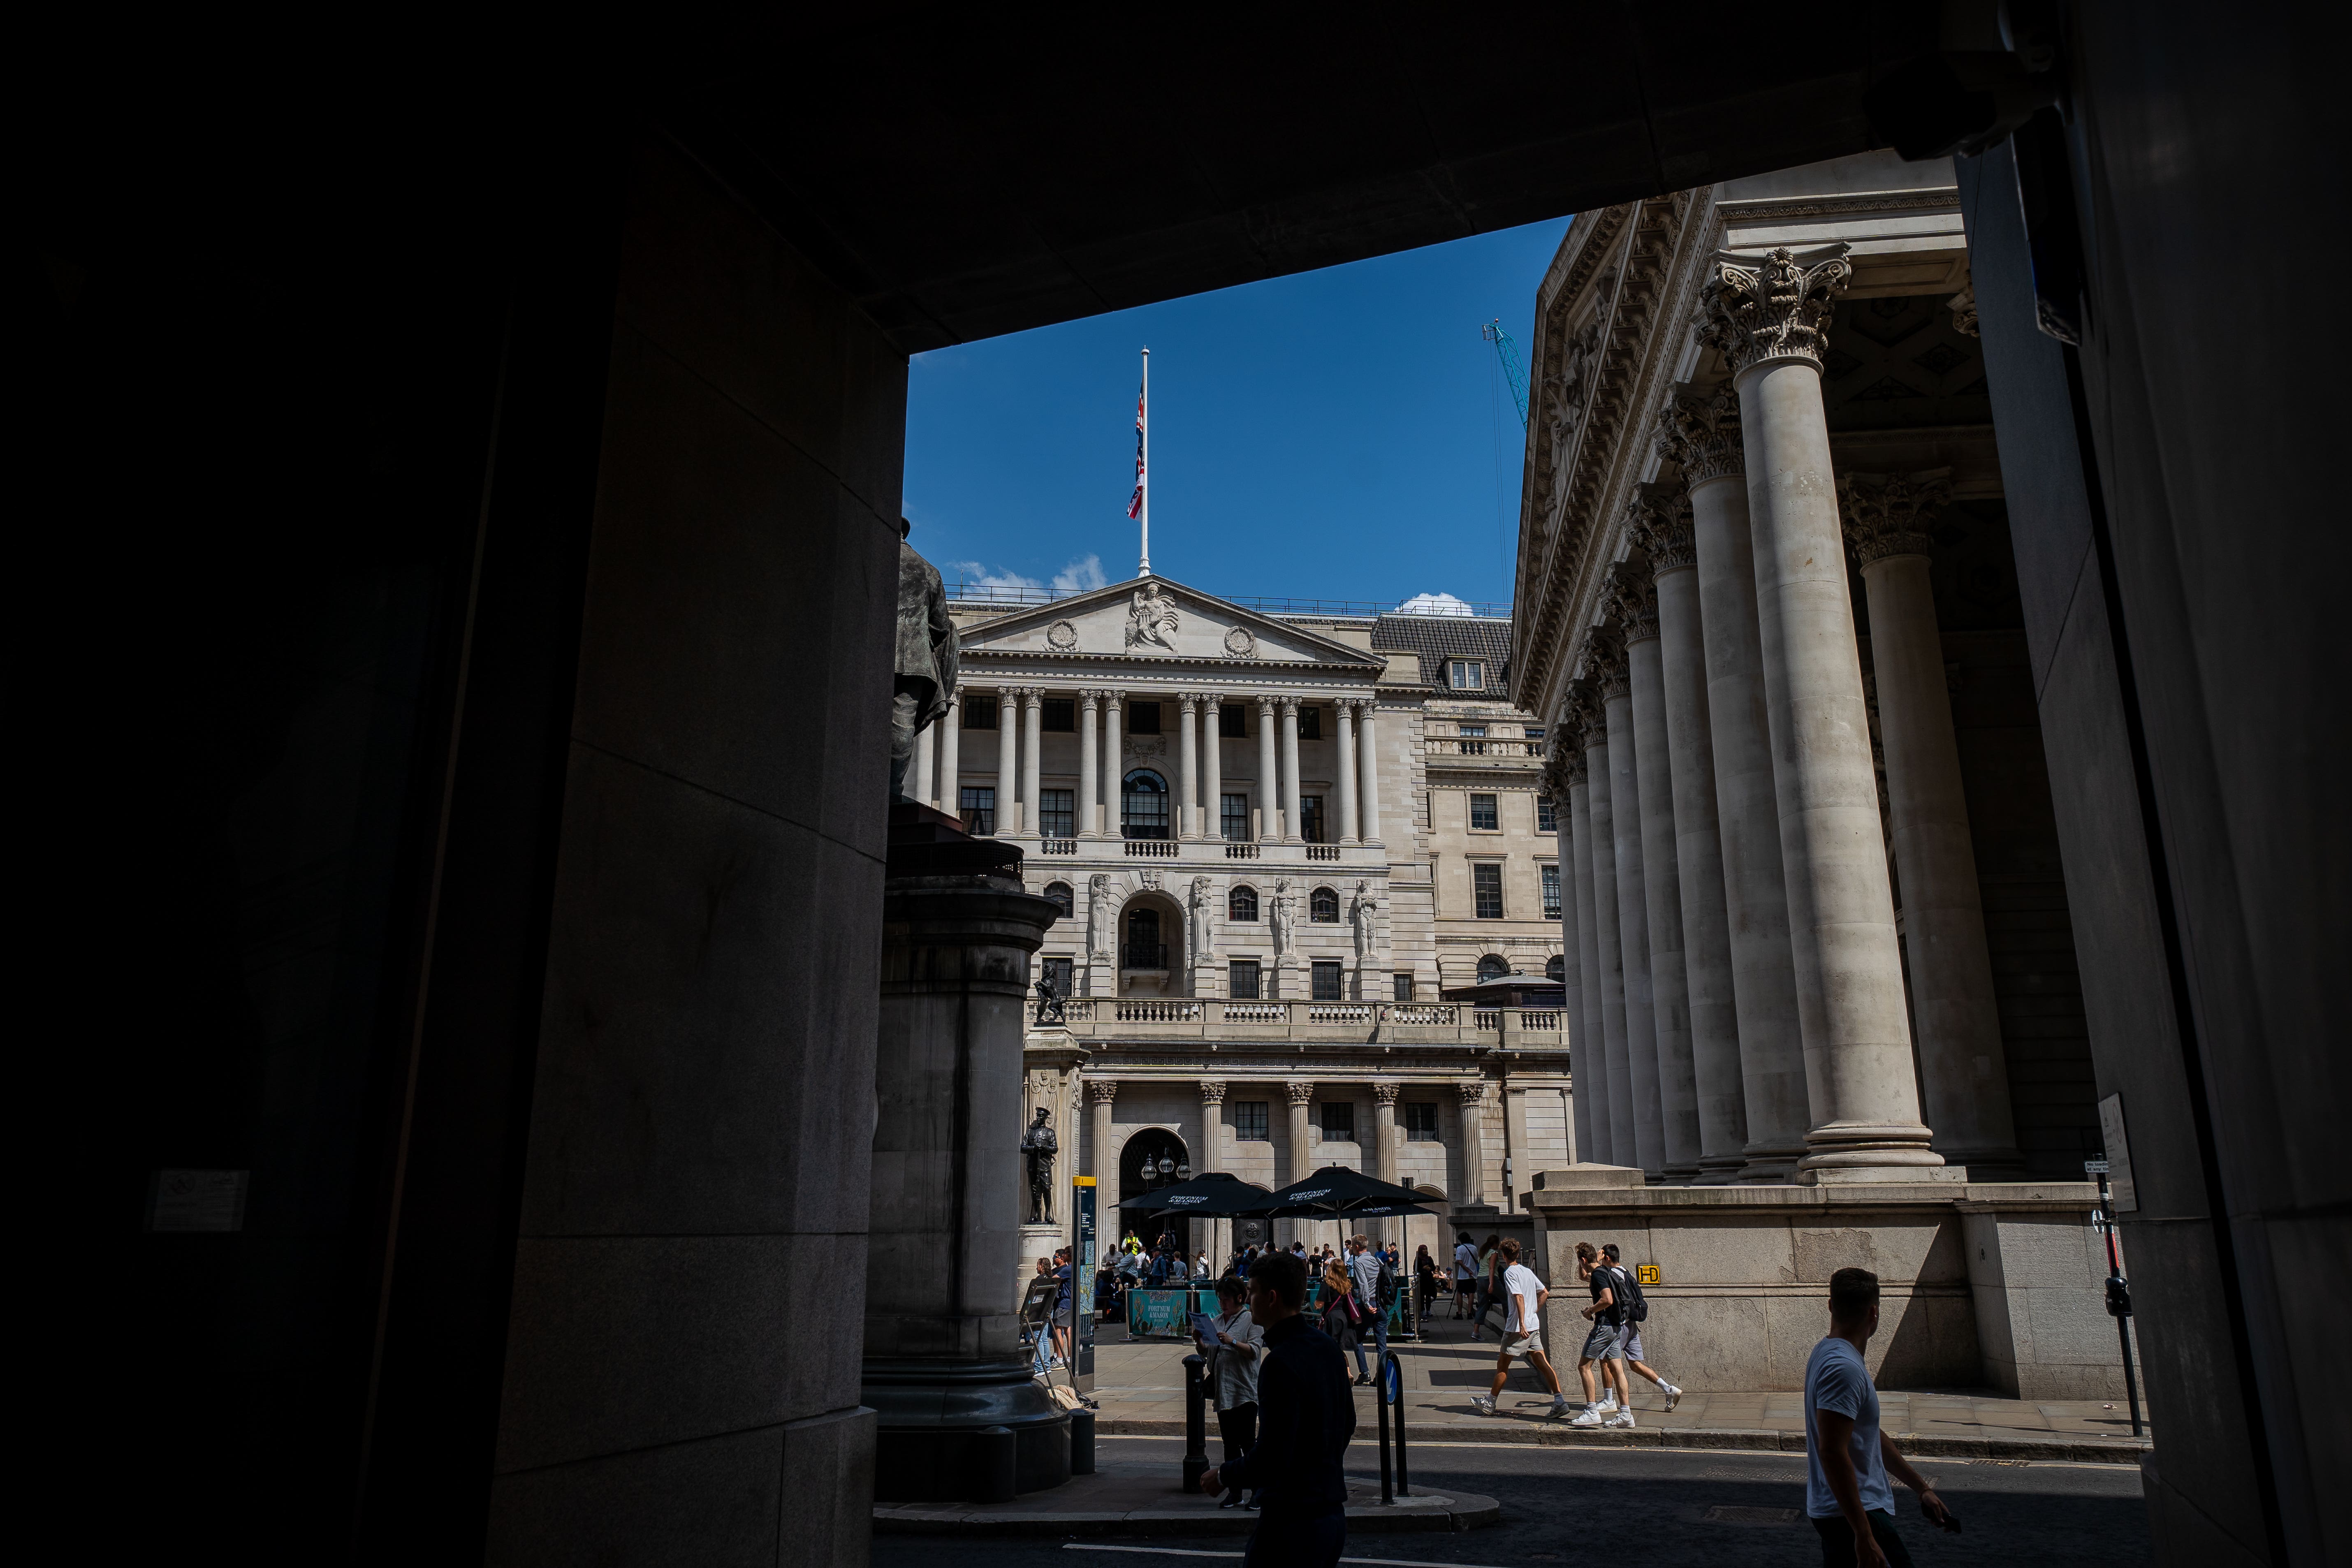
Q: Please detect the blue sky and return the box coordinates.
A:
[902,214,1576,611]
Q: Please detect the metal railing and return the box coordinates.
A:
[947,581,1511,620]
[1119,943,1169,969]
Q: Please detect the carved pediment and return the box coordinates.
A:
[953,577,1384,668]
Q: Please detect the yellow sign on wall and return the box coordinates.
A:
[1636,1264,1661,1285]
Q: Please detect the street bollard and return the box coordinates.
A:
[1386,1350,1409,1497]
[971,1425,1017,1503]
[1182,1353,1209,1494]
[1070,1408,1096,1475]
[1374,1351,1393,1505]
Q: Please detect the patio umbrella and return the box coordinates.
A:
[1113,1170,1268,1218]
[1232,1165,1434,1221]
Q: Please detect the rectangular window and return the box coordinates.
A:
[1038,788,1074,838]
[1474,862,1504,919]
[1228,960,1261,1000]
[1448,659,1485,689]
[1040,957,1073,996]
[1298,794,1326,843]
[1470,793,1499,831]
[1542,863,1562,919]
[1319,1099,1355,1141]
[1458,724,1487,738]
[1042,698,1075,732]
[1221,792,1250,841]
[1234,1101,1270,1143]
[1526,726,1546,743]
[1537,797,1557,833]
[1403,1102,1439,1142]
[963,695,999,729]
[1311,959,1343,1000]
[1298,706,1323,740]
[959,785,996,836]
[1219,704,1248,738]
[1392,972,1415,1001]
[1129,701,1161,734]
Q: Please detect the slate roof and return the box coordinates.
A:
[1367,614,1513,697]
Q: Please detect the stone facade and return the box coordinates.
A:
[911,582,1572,1258]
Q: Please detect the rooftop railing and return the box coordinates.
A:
[945,583,1512,621]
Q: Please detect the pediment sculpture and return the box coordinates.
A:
[1125,581,1181,652]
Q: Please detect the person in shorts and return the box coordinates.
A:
[1805,1268,1960,1566]
[1050,1246,1075,1364]
[1568,1241,1634,1427]
[1469,1238,1571,1417]
[1592,1242,1682,1413]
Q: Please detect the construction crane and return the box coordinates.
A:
[1483,320,1529,428]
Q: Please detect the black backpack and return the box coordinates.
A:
[1611,1264,1649,1324]
[1374,1258,1396,1309]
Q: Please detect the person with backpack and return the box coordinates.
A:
[1469,1237,1572,1418]
[1567,1240,1635,1428]
[1593,1243,1682,1413]
[1344,1235,1393,1385]
[1318,1259,1367,1381]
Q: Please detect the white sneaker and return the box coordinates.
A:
[1605,1410,1636,1429]
[1594,1394,1619,1413]
[1469,1395,1497,1416]
[1569,1408,1605,1428]
[1662,1382,1683,1411]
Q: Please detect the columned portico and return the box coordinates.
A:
[1087,1078,1117,1183]
[1455,1082,1488,1205]
[1371,1079,1402,1246]
[1102,693,1124,835]
[1284,1080,1314,1251]
[1842,470,2022,1179]
[1702,245,1941,1180]
[912,715,936,810]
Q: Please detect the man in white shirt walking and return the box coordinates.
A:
[1469,1238,1571,1418]
[1451,1231,1478,1320]
[1805,1267,1959,1566]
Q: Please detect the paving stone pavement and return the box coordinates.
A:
[1075,1301,2153,1460]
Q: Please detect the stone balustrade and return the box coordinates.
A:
[1025,997,1571,1047]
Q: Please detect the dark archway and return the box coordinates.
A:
[1119,1127,1192,1259]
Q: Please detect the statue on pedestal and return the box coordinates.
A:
[1086,874,1114,958]
[890,519,959,801]
[1033,973,1066,1026]
[1269,878,1297,957]
[1020,1106,1058,1224]
[1350,880,1377,963]
[1188,876,1216,961]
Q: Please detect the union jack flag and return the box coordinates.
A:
[1125,383,1145,520]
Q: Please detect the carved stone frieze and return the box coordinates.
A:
[1697,244,1854,375]
[1839,468,1953,566]
[1654,379,1744,485]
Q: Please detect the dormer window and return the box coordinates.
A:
[1448,659,1485,689]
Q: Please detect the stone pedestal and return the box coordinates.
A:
[864,810,1071,1501]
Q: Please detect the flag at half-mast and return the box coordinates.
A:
[1125,379,1146,520]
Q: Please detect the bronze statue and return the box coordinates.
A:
[891,519,958,801]
[1020,1106,1058,1224]
[1033,973,1067,1026]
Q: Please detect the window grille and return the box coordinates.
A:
[1310,887,1339,922]
[1470,793,1499,831]
[1300,794,1326,843]
[1039,789,1074,839]
[1311,960,1343,1000]
[1538,797,1557,833]
[959,786,996,836]
[1122,769,1169,838]
[1319,1099,1355,1140]
[1474,863,1504,919]
[1477,953,1509,981]
[1541,863,1561,919]
[1233,1101,1270,1142]
[1392,972,1415,1001]
[1403,1102,1439,1142]
[1228,885,1259,921]
[962,695,999,729]
[1221,792,1250,841]
[1228,960,1261,999]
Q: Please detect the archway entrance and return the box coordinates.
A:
[1117,893,1184,998]
[1119,1128,1192,1259]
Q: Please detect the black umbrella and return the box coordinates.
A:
[1232,1165,1433,1221]
[1113,1170,1268,1218]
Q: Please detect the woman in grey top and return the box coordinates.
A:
[1203,1275,1267,1509]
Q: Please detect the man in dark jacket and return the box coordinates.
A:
[1200,1250,1355,1567]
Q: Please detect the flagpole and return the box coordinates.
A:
[1138,347,1151,578]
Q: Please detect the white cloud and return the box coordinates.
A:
[948,561,1043,592]
[1051,554,1109,593]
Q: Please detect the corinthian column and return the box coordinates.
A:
[1372,1080,1402,1246]
[1177,692,1202,840]
[995,685,1021,836]
[1455,1082,1488,1204]
[1609,562,1701,1182]
[1543,744,1587,1160]
[1278,698,1303,844]
[1701,245,1941,1180]
[1842,470,2022,1177]
[912,713,936,810]
[1563,740,1610,1165]
[1202,692,1226,843]
[1021,688,1044,838]
[1087,1079,1117,1183]
[1078,690,1103,836]
[1575,671,1638,1165]
[1659,381,1807,1179]
[1284,1081,1314,1250]
[1630,485,1749,1182]
[937,693,962,822]
[1102,693,1124,838]
[1595,623,1666,1178]
[1357,703,1382,843]
[1256,697,1280,842]
[1199,1079,1230,1262]
[1335,700,1360,843]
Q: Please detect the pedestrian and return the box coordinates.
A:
[1805,1268,1960,1565]
[1051,1247,1076,1365]
[1470,1233,1502,1340]
[1598,1243,1682,1412]
[1202,1274,1266,1509]
[1344,1235,1391,1385]
[1470,1237,1571,1417]
[1413,1244,1439,1320]
[1568,1241,1635,1428]
[1452,1230,1478,1319]
[1199,1251,1356,1568]
[1196,1250,1212,1281]
[1319,1260,1367,1382]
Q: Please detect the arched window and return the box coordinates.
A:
[1310,887,1339,923]
[1228,885,1259,922]
[1476,954,1509,982]
[1122,768,1169,839]
[1043,882,1073,919]
[1546,954,1565,982]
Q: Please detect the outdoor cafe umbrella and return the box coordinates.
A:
[1232,1165,1434,1221]
[1114,1170,1268,1218]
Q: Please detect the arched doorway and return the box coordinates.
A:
[1117,892,1184,997]
[1119,1127,1191,1258]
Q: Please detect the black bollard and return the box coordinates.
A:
[971,1425,1017,1503]
[1070,1408,1096,1475]
[1182,1353,1210,1494]
[1386,1350,1410,1497]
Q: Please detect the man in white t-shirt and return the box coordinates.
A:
[1469,1238,1571,1418]
[1451,1232,1479,1319]
[1805,1267,1959,1566]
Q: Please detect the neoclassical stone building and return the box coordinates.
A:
[900,581,1572,1254]
[1512,151,2095,1188]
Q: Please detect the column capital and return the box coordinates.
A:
[1176,691,1202,713]
[1277,695,1300,717]
[1285,1080,1316,1105]
[1202,690,1228,708]
[1603,559,1660,645]
[1101,689,1124,710]
[1654,379,1744,485]
[1077,687,1107,708]
[1198,1078,1226,1105]
[1020,686,1045,706]
[996,682,1021,699]
[1697,244,1854,375]
[1086,1078,1119,1105]
[1839,468,1953,567]
[1562,680,1604,750]
[1255,694,1278,714]
[1628,483,1697,577]
[1455,1079,1487,1104]
[1372,1080,1401,1106]
[1541,743,1577,802]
